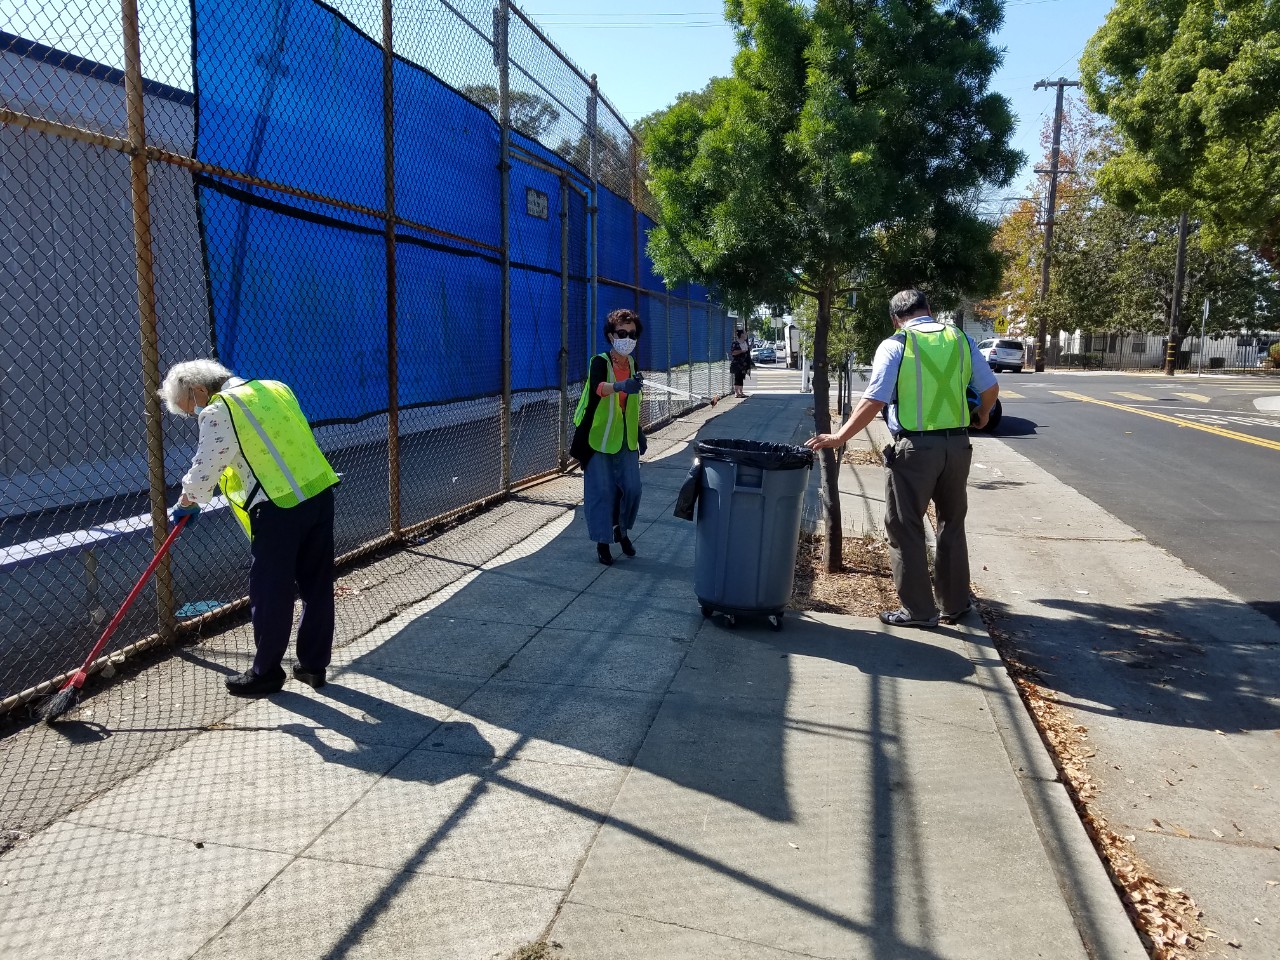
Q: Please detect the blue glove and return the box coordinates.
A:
[170,502,201,527]
[615,377,642,394]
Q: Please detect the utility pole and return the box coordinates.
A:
[1164,210,1190,376]
[1032,77,1081,373]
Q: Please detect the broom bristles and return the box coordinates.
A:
[40,685,80,724]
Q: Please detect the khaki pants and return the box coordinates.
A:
[883,431,973,619]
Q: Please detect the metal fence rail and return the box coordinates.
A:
[0,0,729,711]
[1040,331,1278,373]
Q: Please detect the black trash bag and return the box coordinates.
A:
[673,458,703,521]
[695,439,814,471]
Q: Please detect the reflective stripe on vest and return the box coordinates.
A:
[572,353,639,454]
[213,380,339,539]
[895,324,972,431]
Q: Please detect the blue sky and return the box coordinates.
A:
[527,0,1119,191]
[4,0,1117,192]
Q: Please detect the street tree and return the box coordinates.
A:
[1050,204,1280,345]
[643,0,1020,571]
[462,84,561,141]
[1081,0,1280,266]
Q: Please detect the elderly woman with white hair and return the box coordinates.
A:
[160,359,340,697]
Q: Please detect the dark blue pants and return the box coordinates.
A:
[248,487,335,675]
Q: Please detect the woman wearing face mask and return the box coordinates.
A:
[570,308,645,565]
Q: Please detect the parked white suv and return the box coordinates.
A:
[976,338,1026,373]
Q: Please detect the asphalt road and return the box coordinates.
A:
[986,370,1280,625]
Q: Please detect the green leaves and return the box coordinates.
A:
[643,0,1020,312]
[1082,0,1280,263]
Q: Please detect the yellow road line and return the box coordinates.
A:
[1114,391,1156,401]
[1055,393,1280,451]
[1000,390,1024,400]
[1173,392,1211,403]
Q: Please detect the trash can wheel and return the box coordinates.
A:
[700,604,714,619]
[767,612,783,631]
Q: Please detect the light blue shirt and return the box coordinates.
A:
[863,317,998,435]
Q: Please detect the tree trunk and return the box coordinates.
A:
[812,282,842,573]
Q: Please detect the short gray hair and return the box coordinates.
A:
[159,359,234,415]
[889,289,930,319]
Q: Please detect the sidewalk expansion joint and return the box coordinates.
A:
[558,899,844,960]
[292,853,567,892]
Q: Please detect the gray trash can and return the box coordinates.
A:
[693,439,814,629]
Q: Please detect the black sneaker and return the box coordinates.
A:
[292,664,327,690]
[614,525,636,557]
[597,543,614,566]
[225,666,286,697]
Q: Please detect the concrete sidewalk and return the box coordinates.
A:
[0,384,1142,960]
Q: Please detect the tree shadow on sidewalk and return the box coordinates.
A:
[982,594,1280,731]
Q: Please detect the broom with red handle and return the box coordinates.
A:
[40,515,190,724]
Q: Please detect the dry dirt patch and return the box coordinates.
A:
[791,533,899,616]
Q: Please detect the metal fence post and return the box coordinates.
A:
[688,297,696,405]
[687,293,694,406]
[121,0,174,643]
[382,0,401,535]
[559,175,570,468]
[588,74,599,357]
[496,0,512,491]
[630,138,641,320]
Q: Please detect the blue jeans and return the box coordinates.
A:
[584,448,641,544]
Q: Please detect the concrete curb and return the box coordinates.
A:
[863,415,1145,958]
[958,620,1149,960]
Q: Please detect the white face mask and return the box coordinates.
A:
[611,336,637,357]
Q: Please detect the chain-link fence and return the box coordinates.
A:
[0,0,730,714]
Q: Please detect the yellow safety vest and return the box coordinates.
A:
[895,324,972,431]
[572,353,640,453]
[211,379,339,539]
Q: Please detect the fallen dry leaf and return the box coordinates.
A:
[1211,828,1224,838]
[981,604,1206,960]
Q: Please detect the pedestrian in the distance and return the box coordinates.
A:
[730,327,752,398]
[160,359,340,695]
[806,289,999,628]
[571,309,644,566]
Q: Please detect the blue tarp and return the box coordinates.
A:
[193,0,716,422]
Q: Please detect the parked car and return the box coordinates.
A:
[976,338,1026,373]
[751,344,777,363]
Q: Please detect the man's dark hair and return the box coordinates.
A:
[889,289,930,319]
[604,308,643,339]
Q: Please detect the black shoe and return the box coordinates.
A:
[292,664,327,689]
[225,666,286,698]
[614,525,636,557]
[597,543,613,566]
[939,604,973,625]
